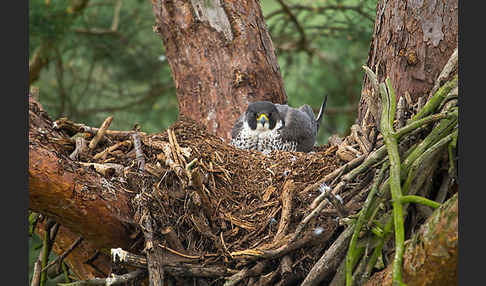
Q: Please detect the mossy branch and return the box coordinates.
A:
[402,129,458,195]
[411,75,458,122]
[345,163,388,286]
[379,77,405,285]
[399,195,440,209]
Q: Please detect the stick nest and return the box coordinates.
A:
[54,113,374,283]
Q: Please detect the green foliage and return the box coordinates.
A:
[29,0,72,47]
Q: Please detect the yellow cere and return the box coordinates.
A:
[257,113,269,121]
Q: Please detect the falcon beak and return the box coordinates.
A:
[257,113,269,126]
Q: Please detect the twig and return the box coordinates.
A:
[93,140,131,160]
[78,162,124,177]
[111,248,147,268]
[325,191,348,218]
[139,210,165,285]
[160,226,188,254]
[29,212,40,237]
[351,124,371,154]
[69,136,88,160]
[40,219,57,286]
[224,262,267,286]
[301,225,355,286]
[399,195,440,208]
[401,113,457,171]
[88,116,113,150]
[84,251,107,277]
[31,251,42,286]
[275,180,295,241]
[111,248,237,277]
[131,132,145,171]
[435,173,452,204]
[231,230,329,262]
[277,255,294,286]
[395,112,452,138]
[157,142,186,180]
[57,269,145,286]
[402,130,457,195]
[42,237,84,273]
[363,216,393,282]
[61,262,70,283]
[256,269,280,286]
[396,96,407,129]
[53,117,146,138]
[168,128,187,166]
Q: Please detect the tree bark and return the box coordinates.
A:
[151,0,287,140]
[358,0,458,129]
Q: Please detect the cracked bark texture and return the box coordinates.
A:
[151,0,287,140]
[357,0,458,129]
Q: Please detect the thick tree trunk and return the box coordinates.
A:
[151,0,287,140]
[358,0,458,129]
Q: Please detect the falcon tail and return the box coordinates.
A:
[315,95,328,134]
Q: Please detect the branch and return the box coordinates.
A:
[58,269,145,286]
[379,78,405,284]
[301,226,355,286]
[29,97,134,250]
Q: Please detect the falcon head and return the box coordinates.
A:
[245,101,285,132]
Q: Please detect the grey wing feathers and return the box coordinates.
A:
[275,104,316,152]
[298,104,318,135]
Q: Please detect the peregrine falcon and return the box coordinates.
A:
[230,96,328,153]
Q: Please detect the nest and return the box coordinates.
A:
[54,114,376,284]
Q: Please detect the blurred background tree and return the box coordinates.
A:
[29,1,376,281]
